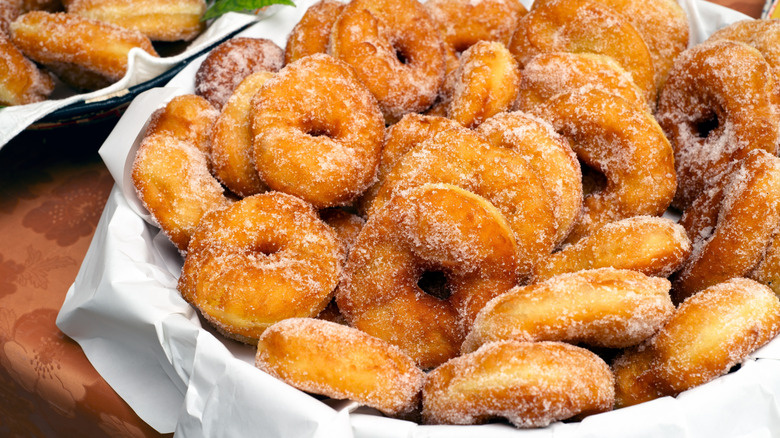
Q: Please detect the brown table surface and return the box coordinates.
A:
[0,0,766,436]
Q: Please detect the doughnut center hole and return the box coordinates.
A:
[693,113,719,139]
[580,161,607,196]
[418,270,451,300]
[253,241,281,256]
[304,120,335,139]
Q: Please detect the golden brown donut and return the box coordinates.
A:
[256,318,424,416]
[9,11,157,90]
[531,0,688,90]
[0,33,54,105]
[530,216,692,283]
[283,0,344,65]
[446,40,520,128]
[328,0,445,123]
[424,0,527,54]
[65,0,206,41]
[194,37,284,110]
[463,268,674,353]
[672,149,780,303]
[656,40,780,210]
[514,52,649,112]
[706,19,780,76]
[251,54,384,209]
[178,193,342,344]
[369,125,557,279]
[530,88,676,243]
[613,277,780,407]
[508,0,656,106]
[476,111,582,247]
[210,71,274,197]
[422,340,614,427]
[337,183,519,369]
[131,95,227,253]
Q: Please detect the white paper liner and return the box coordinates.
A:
[0,10,267,148]
[57,0,780,436]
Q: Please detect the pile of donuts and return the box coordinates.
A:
[130,0,780,429]
[0,0,207,106]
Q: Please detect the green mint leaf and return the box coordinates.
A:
[203,0,296,20]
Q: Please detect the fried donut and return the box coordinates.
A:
[146,94,218,157]
[422,340,614,427]
[613,278,780,407]
[256,318,423,416]
[66,0,206,41]
[463,268,673,353]
[706,19,780,75]
[530,88,676,243]
[251,54,384,208]
[9,11,157,89]
[0,33,54,105]
[194,37,284,110]
[210,71,274,197]
[446,41,520,128]
[131,95,227,252]
[530,216,692,283]
[328,0,445,123]
[476,111,582,247]
[424,0,527,53]
[337,183,519,369]
[531,0,688,90]
[672,149,780,303]
[514,52,649,112]
[283,0,344,65]
[508,0,656,106]
[369,125,557,279]
[656,40,780,210]
[178,193,342,343]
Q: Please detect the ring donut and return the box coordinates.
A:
[706,19,780,76]
[283,0,344,65]
[337,183,519,369]
[251,53,384,208]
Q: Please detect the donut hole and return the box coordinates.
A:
[303,120,337,139]
[392,39,412,65]
[580,161,607,196]
[692,113,720,139]
[417,269,452,300]
[252,241,282,256]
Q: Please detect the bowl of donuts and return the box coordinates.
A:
[0,0,293,145]
[57,0,780,436]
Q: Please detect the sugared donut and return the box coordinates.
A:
[508,0,656,106]
[210,71,274,197]
[514,52,649,112]
[446,40,520,128]
[131,95,227,253]
[194,37,284,110]
[656,40,780,210]
[422,340,614,427]
[530,216,692,283]
[9,11,158,90]
[283,0,344,65]
[530,88,676,243]
[251,54,384,208]
[672,149,780,303]
[613,278,780,407]
[706,19,780,75]
[463,268,674,353]
[337,183,519,369]
[0,33,54,105]
[476,111,582,247]
[369,125,557,279]
[66,0,206,41]
[424,0,526,54]
[256,318,423,416]
[178,192,342,344]
[328,0,445,123]
[531,0,688,90]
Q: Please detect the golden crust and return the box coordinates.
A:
[424,0,527,52]
[256,318,424,416]
[706,19,780,78]
[178,193,342,344]
[9,11,157,87]
[328,0,445,123]
[283,0,344,65]
[530,88,676,243]
[656,40,780,210]
[252,54,384,208]
[463,268,674,352]
[0,33,54,105]
[672,149,780,303]
[422,341,614,427]
[66,0,206,42]
[751,231,780,297]
[531,216,692,283]
[337,183,519,369]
